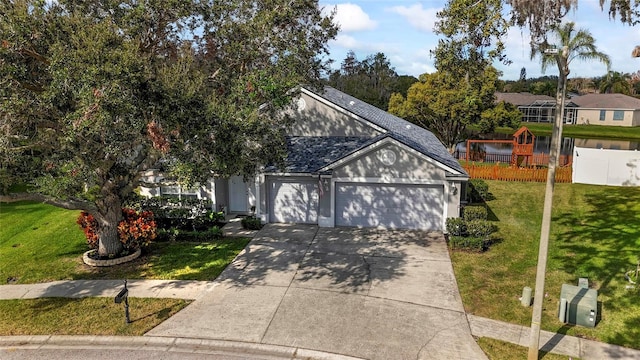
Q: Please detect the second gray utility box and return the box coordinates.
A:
[558,284,598,328]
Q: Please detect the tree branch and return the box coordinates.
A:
[0,192,95,212]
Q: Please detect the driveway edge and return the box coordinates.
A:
[0,335,366,360]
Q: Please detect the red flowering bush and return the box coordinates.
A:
[118,208,157,251]
[77,208,157,252]
[77,211,99,250]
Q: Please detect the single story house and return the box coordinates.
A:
[495,92,579,124]
[497,92,640,127]
[142,86,468,231]
[571,93,640,127]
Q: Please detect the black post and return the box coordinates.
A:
[124,295,130,324]
[114,279,130,324]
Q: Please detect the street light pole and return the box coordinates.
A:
[527,45,568,360]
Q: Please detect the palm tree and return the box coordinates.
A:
[599,71,632,94]
[527,21,610,360]
[532,22,610,101]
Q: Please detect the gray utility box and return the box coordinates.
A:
[558,284,598,328]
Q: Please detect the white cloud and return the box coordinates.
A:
[323,3,377,32]
[390,48,435,77]
[332,34,359,48]
[330,36,397,54]
[388,4,439,33]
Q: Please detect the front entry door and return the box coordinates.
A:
[229,176,249,213]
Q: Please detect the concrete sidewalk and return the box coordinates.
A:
[0,279,215,300]
[468,315,640,359]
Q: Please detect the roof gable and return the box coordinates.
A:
[322,136,463,176]
[303,86,466,175]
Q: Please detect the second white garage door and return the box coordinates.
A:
[335,183,443,230]
[269,177,319,224]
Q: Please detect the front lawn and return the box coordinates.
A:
[451,181,640,349]
[0,201,250,283]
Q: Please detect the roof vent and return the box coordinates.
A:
[405,124,411,129]
[349,101,355,106]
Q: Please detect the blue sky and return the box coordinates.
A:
[320,0,640,80]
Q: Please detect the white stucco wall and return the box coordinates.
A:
[576,108,636,126]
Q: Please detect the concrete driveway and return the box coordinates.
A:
[146,224,487,360]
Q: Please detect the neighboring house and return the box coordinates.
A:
[142,86,468,231]
[495,92,555,106]
[572,93,640,126]
[497,92,640,126]
[496,92,578,124]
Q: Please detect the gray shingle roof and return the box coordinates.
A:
[265,136,381,173]
[495,92,555,106]
[309,86,467,175]
[571,93,640,109]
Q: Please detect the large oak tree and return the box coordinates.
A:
[388,67,520,152]
[0,0,337,256]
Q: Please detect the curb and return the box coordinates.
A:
[0,335,366,360]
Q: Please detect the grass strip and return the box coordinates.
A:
[477,338,577,359]
[0,297,189,336]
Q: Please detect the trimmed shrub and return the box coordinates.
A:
[446,209,496,252]
[468,178,489,203]
[448,235,484,252]
[463,205,487,221]
[446,217,467,236]
[466,219,494,239]
[127,196,225,231]
[241,216,263,230]
[156,227,223,242]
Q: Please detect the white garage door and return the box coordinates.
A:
[269,177,318,224]
[335,183,443,230]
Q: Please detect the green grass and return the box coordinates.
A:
[0,297,189,336]
[451,181,640,349]
[477,338,577,360]
[0,201,88,283]
[496,123,640,140]
[0,201,250,283]
[77,239,251,281]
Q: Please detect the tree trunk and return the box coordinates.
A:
[96,195,123,257]
[528,46,568,360]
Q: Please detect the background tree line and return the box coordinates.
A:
[502,67,640,96]
[325,51,418,111]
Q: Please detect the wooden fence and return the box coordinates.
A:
[462,163,573,183]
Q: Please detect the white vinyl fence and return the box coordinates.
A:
[572,147,640,186]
